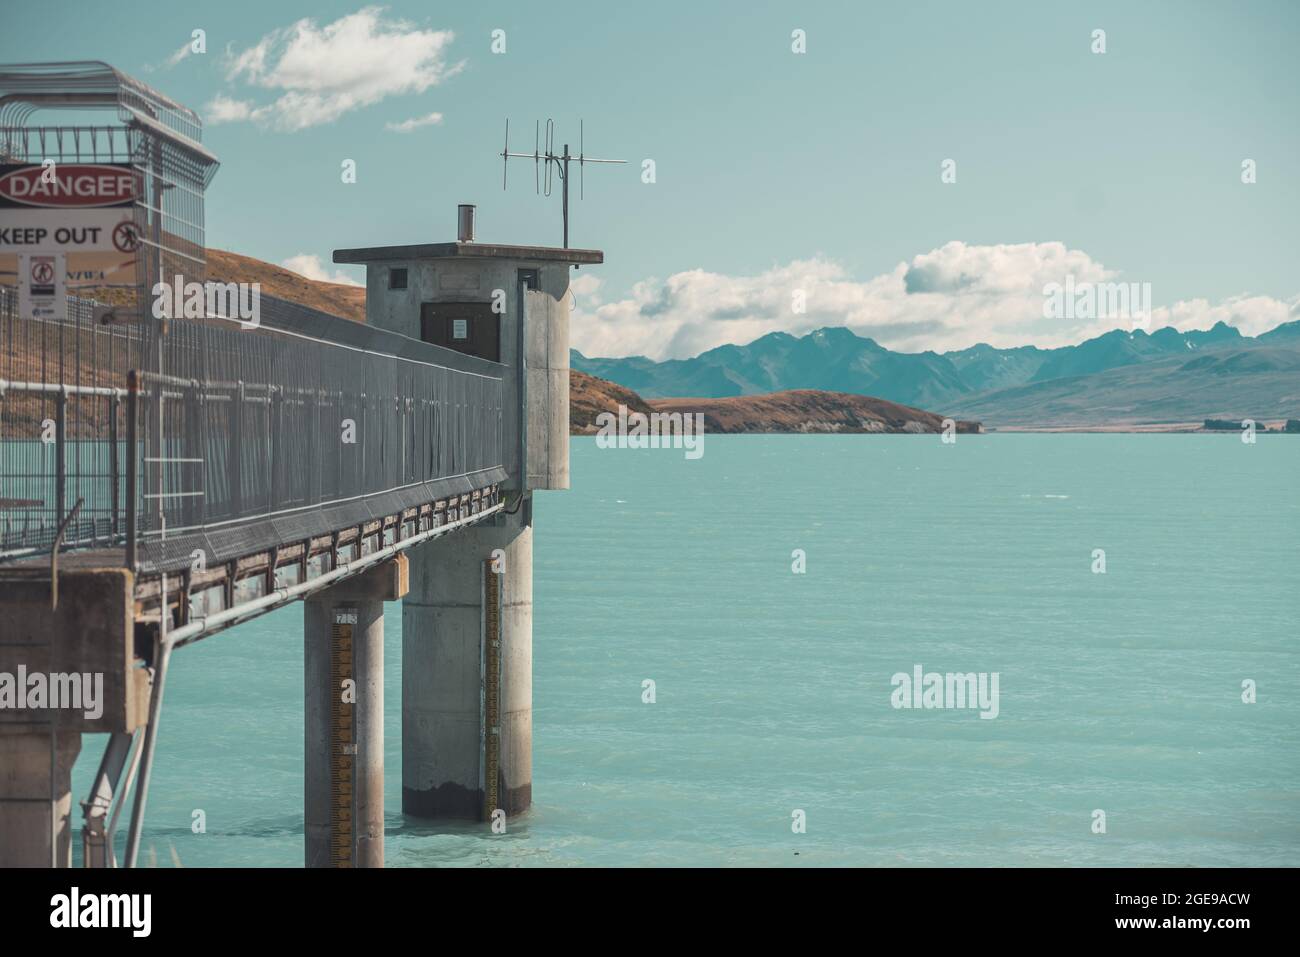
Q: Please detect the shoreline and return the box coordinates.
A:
[570,422,1298,436]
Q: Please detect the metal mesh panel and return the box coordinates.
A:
[131,294,506,573]
[2,286,508,568]
[0,62,213,558]
[0,285,139,555]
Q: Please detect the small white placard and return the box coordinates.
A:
[18,251,66,321]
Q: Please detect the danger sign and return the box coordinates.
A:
[0,163,138,209]
[1,163,141,293]
[0,163,139,254]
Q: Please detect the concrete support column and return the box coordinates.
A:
[402,508,532,820]
[304,556,406,868]
[524,284,571,490]
[499,520,534,818]
[0,731,82,867]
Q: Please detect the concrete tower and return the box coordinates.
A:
[333,207,601,821]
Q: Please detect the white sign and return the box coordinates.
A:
[0,162,140,291]
[0,209,139,253]
[18,251,67,321]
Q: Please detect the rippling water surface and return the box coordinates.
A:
[74,435,1300,867]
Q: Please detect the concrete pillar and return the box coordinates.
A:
[0,731,81,867]
[0,564,141,868]
[499,518,533,818]
[304,556,407,868]
[524,284,570,490]
[402,508,532,820]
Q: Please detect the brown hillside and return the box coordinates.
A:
[206,249,366,322]
[54,249,367,316]
[570,370,658,433]
[649,390,981,434]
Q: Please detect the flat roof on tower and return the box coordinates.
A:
[332,242,603,265]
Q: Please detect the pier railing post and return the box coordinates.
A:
[54,387,67,536]
[230,380,244,519]
[125,371,138,571]
[109,392,121,541]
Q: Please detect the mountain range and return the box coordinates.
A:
[573,320,1300,428]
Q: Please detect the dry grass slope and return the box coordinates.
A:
[206,249,366,323]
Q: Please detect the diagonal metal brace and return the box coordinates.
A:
[50,497,84,610]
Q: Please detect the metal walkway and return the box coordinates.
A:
[0,284,510,639]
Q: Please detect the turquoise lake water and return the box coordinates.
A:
[71,434,1300,867]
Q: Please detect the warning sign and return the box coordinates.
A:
[0,208,139,252]
[31,256,55,289]
[18,251,67,321]
[0,163,139,292]
[113,220,141,252]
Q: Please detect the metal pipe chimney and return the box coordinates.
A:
[457,204,475,243]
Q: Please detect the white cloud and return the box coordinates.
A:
[571,241,1299,359]
[205,94,255,123]
[164,42,193,69]
[1151,294,1299,338]
[570,273,602,303]
[385,111,444,133]
[280,254,362,287]
[902,240,1110,295]
[208,7,462,131]
[143,41,192,73]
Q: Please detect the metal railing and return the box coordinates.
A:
[1,287,508,573]
[0,285,138,555]
[0,61,219,560]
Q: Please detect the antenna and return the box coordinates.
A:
[544,119,554,197]
[501,118,625,248]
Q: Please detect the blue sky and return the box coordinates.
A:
[4,0,1298,358]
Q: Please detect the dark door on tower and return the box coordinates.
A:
[419,302,500,362]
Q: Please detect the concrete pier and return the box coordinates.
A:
[0,563,141,867]
[402,508,532,820]
[303,557,406,867]
[0,731,82,867]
